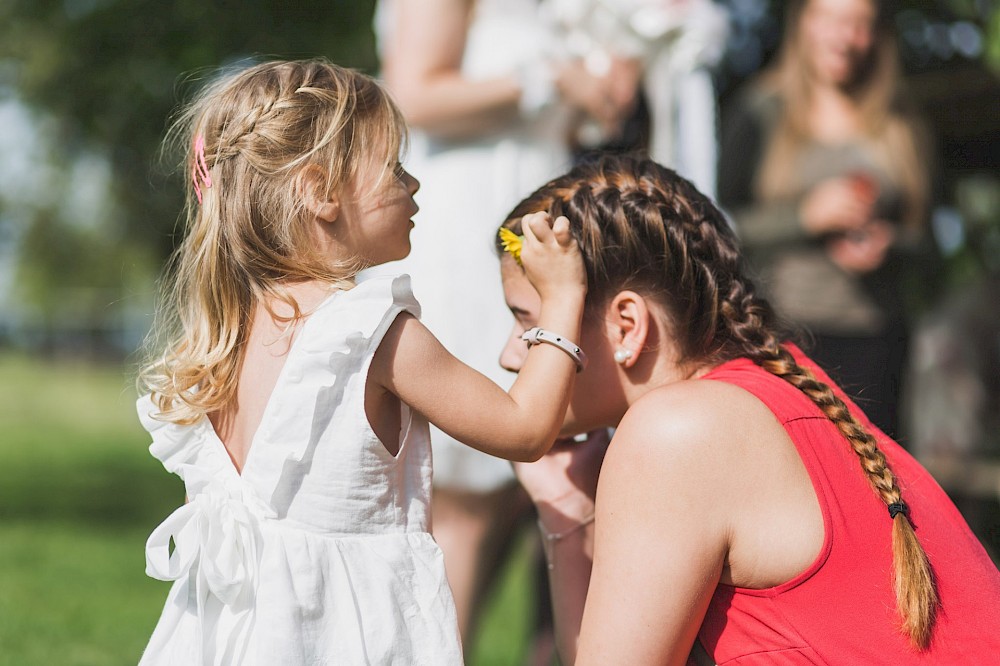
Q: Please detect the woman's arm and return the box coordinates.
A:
[517,385,731,664]
[514,431,609,658]
[381,0,633,140]
[574,385,730,665]
[381,0,523,138]
[371,214,587,461]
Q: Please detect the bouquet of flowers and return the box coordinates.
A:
[542,0,729,196]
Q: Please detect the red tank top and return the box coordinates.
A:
[696,346,1000,664]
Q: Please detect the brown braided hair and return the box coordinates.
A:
[499,153,937,649]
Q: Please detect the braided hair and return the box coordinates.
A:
[500,154,937,649]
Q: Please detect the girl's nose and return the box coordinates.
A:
[403,169,420,195]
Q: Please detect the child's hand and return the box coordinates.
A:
[518,212,587,302]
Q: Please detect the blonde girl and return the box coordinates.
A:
[136,59,585,665]
[500,154,1000,664]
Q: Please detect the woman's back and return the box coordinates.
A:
[699,349,1000,663]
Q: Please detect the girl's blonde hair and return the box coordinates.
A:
[140,59,407,425]
[757,0,930,232]
[502,154,938,649]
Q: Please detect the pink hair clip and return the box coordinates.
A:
[191,135,213,203]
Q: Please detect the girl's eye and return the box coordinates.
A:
[392,162,405,179]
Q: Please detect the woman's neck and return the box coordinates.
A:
[807,84,863,144]
[620,349,716,413]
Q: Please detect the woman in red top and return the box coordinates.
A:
[497,154,1000,664]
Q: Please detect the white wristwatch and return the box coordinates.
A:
[521,327,588,372]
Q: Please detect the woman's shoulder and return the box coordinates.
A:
[609,378,772,474]
[724,77,782,117]
[598,379,773,552]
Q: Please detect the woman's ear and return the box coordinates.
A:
[298,165,340,223]
[606,290,650,369]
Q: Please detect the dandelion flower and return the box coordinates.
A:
[498,227,524,266]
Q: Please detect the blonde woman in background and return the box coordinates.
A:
[718,0,938,438]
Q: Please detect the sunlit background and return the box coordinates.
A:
[0,1,997,664]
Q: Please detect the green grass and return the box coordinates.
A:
[0,352,540,665]
[469,532,545,666]
[0,353,182,665]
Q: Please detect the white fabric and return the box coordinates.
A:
[137,275,462,666]
[368,0,575,492]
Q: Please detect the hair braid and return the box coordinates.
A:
[720,263,938,650]
[500,153,938,649]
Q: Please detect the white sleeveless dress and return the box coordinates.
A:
[136,275,462,666]
[371,0,574,492]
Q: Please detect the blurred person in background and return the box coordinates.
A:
[718,0,938,439]
[905,272,1000,562]
[372,0,636,652]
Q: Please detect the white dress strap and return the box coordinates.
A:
[137,393,205,474]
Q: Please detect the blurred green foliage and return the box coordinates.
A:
[0,0,379,345]
[0,352,180,663]
[1,0,378,248]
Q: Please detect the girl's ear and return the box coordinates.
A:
[606,290,651,369]
[298,165,340,223]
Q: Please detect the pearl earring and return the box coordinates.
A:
[613,348,633,364]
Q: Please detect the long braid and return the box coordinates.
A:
[652,158,939,648]
[720,273,938,649]
[501,153,938,649]
[661,160,938,649]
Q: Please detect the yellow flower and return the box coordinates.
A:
[498,227,524,266]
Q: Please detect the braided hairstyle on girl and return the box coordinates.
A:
[500,153,937,649]
[141,59,407,425]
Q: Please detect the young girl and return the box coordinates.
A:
[499,154,1000,664]
[136,59,586,665]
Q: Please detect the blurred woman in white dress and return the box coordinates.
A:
[373,2,727,652]
[373,0,636,646]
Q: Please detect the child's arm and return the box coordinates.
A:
[370,212,586,462]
